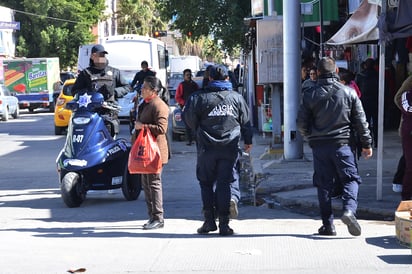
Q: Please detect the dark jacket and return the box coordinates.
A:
[183,80,253,148]
[72,65,130,102]
[131,69,156,88]
[297,74,372,149]
[355,68,379,106]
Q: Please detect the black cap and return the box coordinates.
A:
[209,64,228,80]
[91,44,108,54]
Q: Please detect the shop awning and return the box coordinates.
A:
[326,0,412,46]
[326,0,379,45]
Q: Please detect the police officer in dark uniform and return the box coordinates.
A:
[183,65,253,236]
[72,44,131,136]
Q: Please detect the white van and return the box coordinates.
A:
[77,35,169,119]
[169,55,202,75]
[78,35,168,85]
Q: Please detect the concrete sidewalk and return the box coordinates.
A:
[249,130,403,221]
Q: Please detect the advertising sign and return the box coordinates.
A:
[256,17,283,84]
[0,21,20,30]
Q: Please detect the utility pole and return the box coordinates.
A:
[376,0,387,200]
[283,0,303,159]
[319,0,324,57]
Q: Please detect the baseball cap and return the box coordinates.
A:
[209,64,228,80]
[91,44,108,54]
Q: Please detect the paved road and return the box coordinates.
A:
[0,111,411,273]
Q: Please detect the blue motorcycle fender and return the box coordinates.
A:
[57,139,130,171]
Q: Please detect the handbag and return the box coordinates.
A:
[128,128,162,174]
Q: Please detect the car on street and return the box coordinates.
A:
[0,83,19,121]
[60,71,77,83]
[54,79,75,135]
[171,103,186,141]
[52,71,77,105]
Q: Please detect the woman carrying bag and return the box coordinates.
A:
[131,76,169,230]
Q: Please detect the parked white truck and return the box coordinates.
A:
[78,35,168,85]
[169,55,202,75]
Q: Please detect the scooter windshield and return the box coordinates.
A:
[67,91,105,112]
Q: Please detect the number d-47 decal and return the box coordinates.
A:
[72,134,84,143]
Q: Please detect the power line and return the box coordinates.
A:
[12,8,80,24]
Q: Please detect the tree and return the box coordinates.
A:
[0,0,250,69]
[0,0,105,69]
[156,0,251,55]
[116,0,166,36]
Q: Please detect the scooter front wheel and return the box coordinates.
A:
[61,172,86,207]
[122,165,142,201]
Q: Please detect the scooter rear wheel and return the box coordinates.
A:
[61,172,86,207]
[122,165,142,201]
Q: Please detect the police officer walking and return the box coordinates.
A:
[183,65,253,236]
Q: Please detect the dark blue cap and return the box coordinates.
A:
[91,44,108,54]
[209,64,228,80]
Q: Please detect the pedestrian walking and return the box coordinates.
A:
[183,64,253,236]
[302,66,318,89]
[355,58,379,147]
[393,75,412,200]
[338,67,361,98]
[297,57,373,236]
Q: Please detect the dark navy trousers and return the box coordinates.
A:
[196,146,240,216]
[312,143,361,226]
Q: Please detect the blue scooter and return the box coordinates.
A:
[56,90,141,208]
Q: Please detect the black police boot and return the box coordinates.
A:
[197,210,217,234]
[218,215,234,236]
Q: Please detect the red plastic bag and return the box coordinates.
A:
[128,128,162,174]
